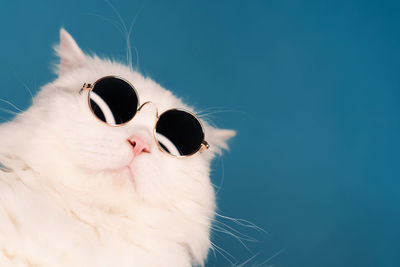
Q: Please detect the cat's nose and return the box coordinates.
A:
[127,135,151,157]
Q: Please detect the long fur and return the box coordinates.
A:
[0,28,234,267]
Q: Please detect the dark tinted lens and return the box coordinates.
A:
[155,110,204,156]
[89,77,138,125]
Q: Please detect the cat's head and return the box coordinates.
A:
[2,27,234,230]
[44,27,233,194]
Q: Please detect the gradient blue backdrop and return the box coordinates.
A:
[1,1,399,266]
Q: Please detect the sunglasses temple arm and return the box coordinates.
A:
[200,141,210,152]
[79,83,93,95]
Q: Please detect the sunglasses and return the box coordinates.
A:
[80,76,209,157]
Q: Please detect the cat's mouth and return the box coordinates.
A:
[123,165,136,187]
[118,142,151,189]
[99,138,151,189]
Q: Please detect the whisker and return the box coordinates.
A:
[0,107,20,116]
[211,225,256,254]
[127,5,143,68]
[215,157,225,195]
[201,116,218,129]
[233,252,260,267]
[212,221,258,242]
[104,0,132,68]
[215,212,268,234]
[208,241,217,261]
[11,71,38,103]
[133,45,139,69]
[210,241,237,265]
[196,106,234,113]
[210,155,223,193]
[0,98,24,112]
[198,110,247,116]
[21,82,35,102]
[82,13,125,36]
[84,2,143,69]
[196,106,247,115]
[105,0,128,34]
[258,248,285,267]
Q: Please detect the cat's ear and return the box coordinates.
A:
[206,128,236,155]
[54,28,86,75]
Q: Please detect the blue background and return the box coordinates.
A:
[1,1,399,266]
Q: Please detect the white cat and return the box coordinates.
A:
[0,28,234,267]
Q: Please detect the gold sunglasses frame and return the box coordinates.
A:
[80,75,209,158]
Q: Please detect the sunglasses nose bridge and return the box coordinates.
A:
[138,101,159,118]
[129,101,159,133]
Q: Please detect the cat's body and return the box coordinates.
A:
[0,29,234,267]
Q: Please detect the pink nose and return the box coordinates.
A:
[127,135,151,157]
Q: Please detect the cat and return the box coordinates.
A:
[0,28,235,267]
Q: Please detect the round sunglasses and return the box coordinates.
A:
[79,76,209,157]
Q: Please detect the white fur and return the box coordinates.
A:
[0,28,235,267]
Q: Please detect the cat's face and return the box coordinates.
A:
[13,29,234,207]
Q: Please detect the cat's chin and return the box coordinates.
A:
[97,153,153,189]
[94,164,136,190]
[118,166,136,187]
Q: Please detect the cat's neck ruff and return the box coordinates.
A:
[0,149,212,267]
